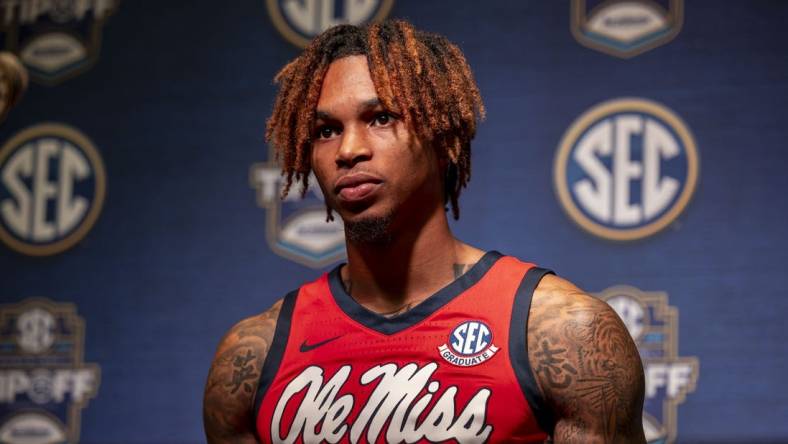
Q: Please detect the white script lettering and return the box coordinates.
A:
[271,362,492,444]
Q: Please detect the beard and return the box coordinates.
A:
[344,212,394,244]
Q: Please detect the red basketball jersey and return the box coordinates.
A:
[253,251,554,443]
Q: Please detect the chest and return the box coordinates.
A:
[254,255,549,443]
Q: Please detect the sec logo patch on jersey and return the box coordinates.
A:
[438,320,500,367]
[266,0,395,48]
[554,98,699,241]
[0,123,106,256]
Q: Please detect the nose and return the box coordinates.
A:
[335,125,372,168]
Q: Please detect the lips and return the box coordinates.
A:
[334,172,383,203]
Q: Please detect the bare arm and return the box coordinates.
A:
[203,300,282,443]
[528,275,646,444]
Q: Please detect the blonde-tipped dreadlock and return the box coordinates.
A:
[265,19,485,220]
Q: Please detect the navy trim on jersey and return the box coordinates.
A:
[509,266,556,435]
[327,250,503,335]
[252,289,298,439]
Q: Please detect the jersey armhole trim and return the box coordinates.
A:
[509,266,556,436]
[252,289,298,439]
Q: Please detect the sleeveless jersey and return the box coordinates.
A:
[253,251,555,443]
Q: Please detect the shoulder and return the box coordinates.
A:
[530,273,611,320]
[202,299,284,443]
[214,299,284,363]
[527,274,633,384]
[527,273,640,380]
[526,274,646,442]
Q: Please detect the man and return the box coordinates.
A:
[204,20,645,443]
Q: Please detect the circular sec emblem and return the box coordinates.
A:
[0,123,106,256]
[438,320,499,367]
[266,0,395,48]
[554,98,699,241]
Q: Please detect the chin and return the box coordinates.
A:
[335,198,388,222]
[339,207,395,244]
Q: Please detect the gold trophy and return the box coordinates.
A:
[0,51,28,122]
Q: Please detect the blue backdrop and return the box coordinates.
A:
[1,1,787,443]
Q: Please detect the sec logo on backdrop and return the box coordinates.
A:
[266,0,394,48]
[571,0,683,58]
[0,0,118,84]
[554,98,698,241]
[0,298,101,444]
[249,146,345,268]
[595,286,698,444]
[0,123,106,256]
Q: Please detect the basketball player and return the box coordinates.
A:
[204,20,645,443]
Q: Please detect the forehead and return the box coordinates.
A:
[316,55,378,112]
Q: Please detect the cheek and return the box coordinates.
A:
[392,150,438,196]
[407,141,437,180]
[311,147,332,178]
[392,130,432,173]
[308,150,330,196]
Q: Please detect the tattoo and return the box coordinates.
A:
[528,281,645,443]
[203,300,282,443]
[340,261,477,318]
[560,420,587,443]
[379,301,419,318]
[534,339,577,389]
[226,349,257,394]
[453,263,473,278]
[341,270,435,318]
[576,376,618,419]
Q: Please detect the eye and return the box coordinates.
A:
[315,125,340,140]
[372,112,394,127]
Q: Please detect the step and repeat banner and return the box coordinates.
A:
[1,1,787,443]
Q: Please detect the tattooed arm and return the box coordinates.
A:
[528,275,646,444]
[203,300,282,443]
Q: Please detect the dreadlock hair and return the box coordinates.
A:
[265,19,485,220]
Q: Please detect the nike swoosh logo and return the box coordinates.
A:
[299,335,343,352]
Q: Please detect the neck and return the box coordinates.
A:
[341,203,483,313]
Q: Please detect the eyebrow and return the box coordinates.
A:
[315,97,382,121]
